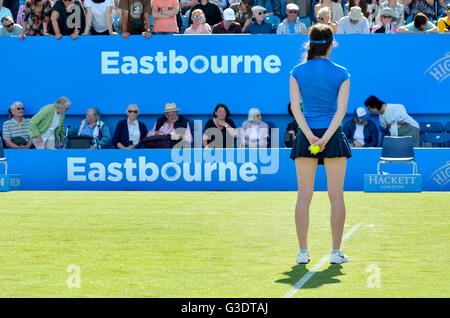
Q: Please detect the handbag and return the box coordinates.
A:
[138,135,175,149]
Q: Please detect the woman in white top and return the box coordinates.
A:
[314,0,344,23]
[364,95,420,147]
[239,108,269,148]
[83,0,118,35]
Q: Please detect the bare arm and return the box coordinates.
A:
[84,7,92,34]
[289,76,316,144]
[403,0,413,6]
[106,6,116,34]
[51,11,62,37]
[425,0,434,6]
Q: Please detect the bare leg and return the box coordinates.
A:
[294,158,318,250]
[324,157,347,250]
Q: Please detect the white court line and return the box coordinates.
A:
[282,223,362,298]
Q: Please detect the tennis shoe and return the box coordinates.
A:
[330,250,349,264]
[296,250,310,264]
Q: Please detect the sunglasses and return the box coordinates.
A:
[381,15,392,18]
[4,23,13,28]
[15,107,24,110]
[193,15,202,20]
[288,10,298,14]
[316,16,324,21]
[128,110,138,113]
[257,12,265,15]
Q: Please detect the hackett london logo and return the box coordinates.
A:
[428,161,450,187]
[424,52,450,83]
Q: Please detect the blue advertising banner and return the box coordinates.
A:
[3,148,450,191]
[1,35,449,116]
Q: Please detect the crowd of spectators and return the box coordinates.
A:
[0,0,449,36]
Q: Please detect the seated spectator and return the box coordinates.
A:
[70,108,112,149]
[83,0,117,35]
[379,0,405,26]
[18,0,52,39]
[0,0,13,22]
[118,0,151,39]
[404,0,434,24]
[151,0,179,35]
[284,102,299,148]
[202,104,238,148]
[245,5,276,34]
[288,0,313,27]
[397,12,438,33]
[276,3,308,34]
[314,0,344,23]
[49,0,86,40]
[2,101,32,149]
[315,6,338,33]
[344,0,370,18]
[239,108,269,148]
[230,0,254,29]
[112,104,148,149]
[371,7,398,33]
[343,106,378,147]
[146,103,192,148]
[437,3,450,33]
[0,15,21,36]
[189,0,222,27]
[364,95,420,147]
[438,0,450,17]
[212,7,242,33]
[255,0,281,20]
[185,9,212,34]
[337,6,370,33]
[29,96,71,149]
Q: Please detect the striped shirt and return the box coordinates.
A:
[276,18,308,34]
[2,118,31,141]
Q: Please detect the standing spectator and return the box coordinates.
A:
[255,0,281,20]
[343,106,378,147]
[364,95,420,147]
[397,12,438,32]
[245,5,276,33]
[119,0,151,39]
[438,0,450,17]
[403,0,434,23]
[112,104,148,149]
[288,0,313,27]
[83,0,117,35]
[185,9,212,34]
[146,103,192,147]
[0,15,21,36]
[437,3,450,33]
[344,0,369,17]
[18,0,52,39]
[239,108,269,148]
[212,7,242,33]
[230,0,254,29]
[152,0,180,34]
[70,108,112,149]
[314,0,344,23]
[29,97,71,149]
[316,6,338,33]
[2,101,32,149]
[180,0,197,15]
[337,6,370,33]
[3,0,18,22]
[49,0,86,40]
[371,7,398,32]
[379,0,405,26]
[202,104,238,148]
[189,0,222,26]
[277,3,308,34]
[0,0,13,21]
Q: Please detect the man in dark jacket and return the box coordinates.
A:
[343,106,379,147]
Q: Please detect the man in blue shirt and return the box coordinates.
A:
[245,5,276,34]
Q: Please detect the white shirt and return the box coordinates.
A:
[353,123,365,146]
[337,16,370,34]
[84,0,114,33]
[42,111,61,142]
[380,103,419,136]
[127,118,140,146]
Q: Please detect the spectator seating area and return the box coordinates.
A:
[419,121,450,147]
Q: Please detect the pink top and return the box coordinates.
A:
[152,0,179,33]
[147,121,192,143]
[184,23,212,34]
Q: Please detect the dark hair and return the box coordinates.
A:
[288,102,293,116]
[348,0,369,18]
[213,103,231,118]
[243,0,255,6]
[306,24,333,61]
[7,107,12,120]
[414,13,429,29]
[364,95,385,110]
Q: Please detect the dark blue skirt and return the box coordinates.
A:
[290,126,352,165]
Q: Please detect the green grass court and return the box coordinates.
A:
[0,191,448,298]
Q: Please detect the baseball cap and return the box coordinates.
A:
[223,8,236,21]
[286,3,299,11]
[251,5,266,12]
[354,106,369,120]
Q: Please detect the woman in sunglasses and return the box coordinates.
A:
[18,0,52,39]
[371,7,398,33]
[112,104,148,149]
[49,0,86,40]
[184,9,212,34]
[315,7,337,33]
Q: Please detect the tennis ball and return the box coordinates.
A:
[310,145,320,155]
